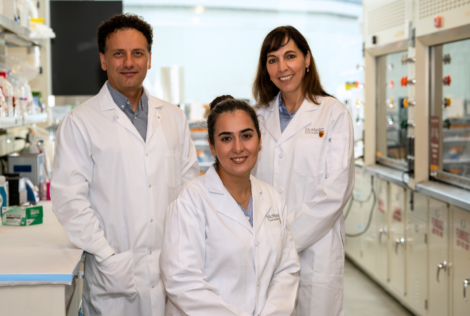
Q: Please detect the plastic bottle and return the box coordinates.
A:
[23,83,35,115]
[13,85,26,116]
[0,72,13,116]
[0,88,6,117]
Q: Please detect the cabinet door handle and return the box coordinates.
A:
[436,261,447,282]
[378,228,387,242]
[464,279,469,301]
[395,238,405,254]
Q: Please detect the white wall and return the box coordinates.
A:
[124,2,363,104]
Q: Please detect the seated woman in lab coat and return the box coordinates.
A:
[160,95,300,316]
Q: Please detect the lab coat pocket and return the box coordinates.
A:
[327,134,349,171]
[294,138,324,177]
[165,150,182,188]
[92,250,137,300]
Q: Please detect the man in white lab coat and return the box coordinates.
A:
[51,14,199,316]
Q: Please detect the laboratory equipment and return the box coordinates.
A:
[8,152,44,188]
[4,174,27,206]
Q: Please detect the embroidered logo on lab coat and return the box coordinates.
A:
[305,127,325,137]
[266,214,280,222]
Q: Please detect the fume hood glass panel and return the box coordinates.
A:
[430,38,470,189]
[442,40,470,178]
[376,51,409,168]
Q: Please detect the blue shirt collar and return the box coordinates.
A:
[107,81,148,114]
[278,93,298,118]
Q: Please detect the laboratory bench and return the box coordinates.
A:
[0,201,84,316]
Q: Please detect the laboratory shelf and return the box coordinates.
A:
[24,113,48,124]
[191,131,208,140]
[443,128,470,135]
[443,157,470,164]
[194,139,210,148]
[0,116,22,129]
[0,113,48,130]
[0,14,39,47]
[443,137,470,143]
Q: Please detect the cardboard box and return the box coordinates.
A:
[2,205,43,226]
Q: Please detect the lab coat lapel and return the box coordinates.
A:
[205,166,253,234]
[261,95,282,143]
[276,97,320,147]
[145,89,164,143]
[97,83,144,143]
[251,176,272,236]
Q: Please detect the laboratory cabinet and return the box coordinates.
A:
[375,177,390,284]
[344,166,366,263]
[428,198,451,316]
[360,172,377,275]
[346,169,470,316]
[452,206,470,315]
[389,183,407,298]
[344,167,378,275]
[406,192,428,315]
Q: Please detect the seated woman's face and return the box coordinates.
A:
[210,109,261,178]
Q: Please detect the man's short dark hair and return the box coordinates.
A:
[97,13,153,54]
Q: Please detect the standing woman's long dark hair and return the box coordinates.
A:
[252,26,332,107]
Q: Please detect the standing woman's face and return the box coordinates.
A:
[209,110,261,179]
[266,38,310,97]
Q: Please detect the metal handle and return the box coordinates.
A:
[395,238,405,254]
[378,228,387,242]
[464,279,469,301]
[436,261,447,282]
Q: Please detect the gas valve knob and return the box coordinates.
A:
[443,75,452,86]
[401,55,416,64]
[401,77,416,87]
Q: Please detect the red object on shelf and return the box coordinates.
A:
[443,75,451,86]
[389,79,394,89]
[434,16,442,28]
[401,76,408,87]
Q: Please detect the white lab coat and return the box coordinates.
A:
[51,83,199,316]
[252,93,355,316]
[160,166,300,316]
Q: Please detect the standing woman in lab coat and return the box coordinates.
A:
[252,26,355,316]
[160,96,300,316]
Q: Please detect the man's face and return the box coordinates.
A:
[100,28,151,93]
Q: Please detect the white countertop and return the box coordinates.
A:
[0,201,83,286]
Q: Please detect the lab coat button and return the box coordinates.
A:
[152,285,155,288]
[146,153,149,156]
[255,240,259,246]
[279,152,284,158]
[149,251,152,254]
[150,219,153,222]
[278,187,283,193]
[257,281,260,287]
[149,185,152,188]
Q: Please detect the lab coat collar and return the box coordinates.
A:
[98,82,164,143]
[146,88,164,143]
[262,95,282,143]
[205,166,271,235]
[265,92,321,147]
[251,177,272,236]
